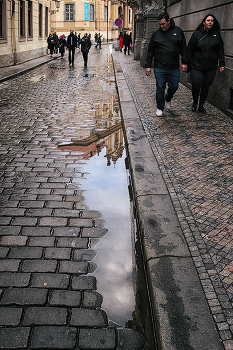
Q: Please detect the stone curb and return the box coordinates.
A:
[112,51,224,350]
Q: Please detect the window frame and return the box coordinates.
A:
[0,0,7,42]
[45,6,48,38]
[104,5,108,22]
[90,3,94,22]
[19,0,26,39]
[65,3,75,22]
[38,3,43,38]
[27,0,33,39]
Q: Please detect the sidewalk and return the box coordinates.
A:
[0,48,233,349]
[0,55,59,83]
[112,49,233,350]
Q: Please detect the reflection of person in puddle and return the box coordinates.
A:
[81,33,92,68]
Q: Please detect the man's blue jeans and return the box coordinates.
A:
[154,67,180,111]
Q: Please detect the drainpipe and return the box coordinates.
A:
[11,0,17,65]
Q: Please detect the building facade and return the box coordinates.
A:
[51,0,132,41]
[0,0,50,67]
[0,0,132,68]
[130,0,233,118]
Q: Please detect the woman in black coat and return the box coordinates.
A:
[187,14,225,113]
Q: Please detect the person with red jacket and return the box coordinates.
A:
[119,32,123,52]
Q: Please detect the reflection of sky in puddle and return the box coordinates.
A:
[73,147,135,326]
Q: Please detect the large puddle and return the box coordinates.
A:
[59,95,134,326]
[77,146,135,326]
[58,55,156,347]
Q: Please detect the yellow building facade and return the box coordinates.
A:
[0,0,132,68]
[51,0,132,41]
[0,0,51,67]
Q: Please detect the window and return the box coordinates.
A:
[0,0,7,39]
[39,3,42,37]
[28,0,33,37]
[104,5,108,22]
[0,1,3,38]
[65,4,74,21]
[20,0,26,38]
[45,6,48,37]
[129,8,131,23]
[90,3,94,22]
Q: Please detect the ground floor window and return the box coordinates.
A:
[45,6,48,37]
[39,3,42,37]
[20,0,26,38]
[28,0,33,37]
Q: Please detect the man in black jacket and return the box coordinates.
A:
[81,33,92,67]
[67,30,77,66]
[145,12,188,116]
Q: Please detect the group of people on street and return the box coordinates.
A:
[47,31,59,56]
[47,30,92,67]
[145,12,225,116]
[47,12,225,114]
[119,32,132,55]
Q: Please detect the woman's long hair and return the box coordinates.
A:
[194,13,221,32]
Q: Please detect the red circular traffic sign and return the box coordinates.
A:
[115,18,122,27]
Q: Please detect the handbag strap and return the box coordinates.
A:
[198,34,208,43]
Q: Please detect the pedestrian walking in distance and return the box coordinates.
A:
[81,33,92,67]
[119,32,123,52]
[59,35,66,58]
[187,14,225,113]
[145,12,188,117]
[67,30,77,66]
[53,31,59,54]
[123,32,132,55]
[47,32,55,56]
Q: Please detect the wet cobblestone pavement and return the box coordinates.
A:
[113,50,233,350]
[0,47,146,349]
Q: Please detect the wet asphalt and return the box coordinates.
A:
[0,44,233,350]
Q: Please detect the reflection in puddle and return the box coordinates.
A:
[28,74,46,82]
[59,94,134,325]
[58,91,155,347]
[79,148,135,326]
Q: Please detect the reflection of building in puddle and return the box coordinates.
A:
[59,95,124,166]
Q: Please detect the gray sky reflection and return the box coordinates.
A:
[73,147,135,326]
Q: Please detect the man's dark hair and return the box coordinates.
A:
[158,12,170,21]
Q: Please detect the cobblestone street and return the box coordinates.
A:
[0,47,145,349]
[0,43,233,349]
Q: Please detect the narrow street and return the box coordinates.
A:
[1,42,233,350]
